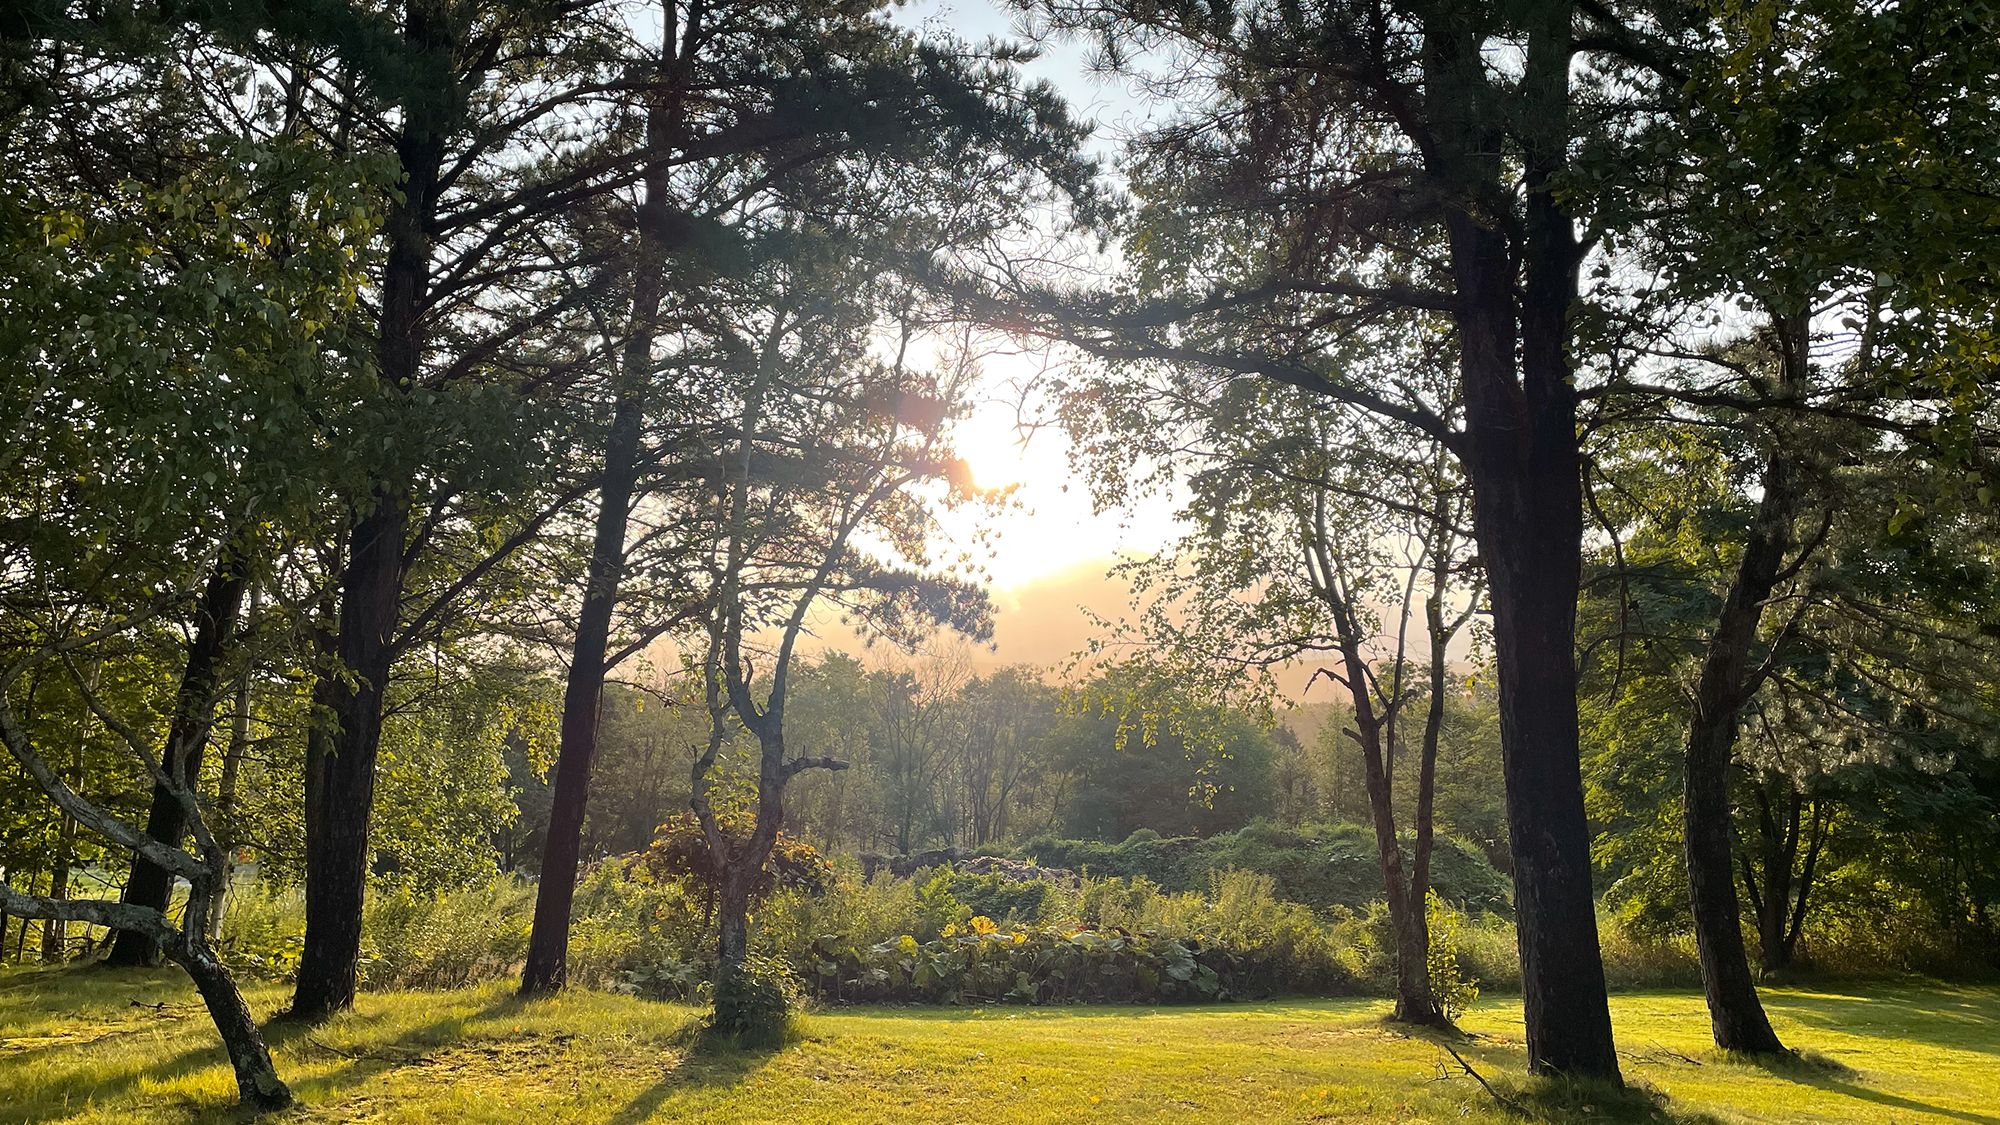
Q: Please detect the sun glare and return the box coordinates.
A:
[936,353,1178,593]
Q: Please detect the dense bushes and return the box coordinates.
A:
[809,920,1225,1004]
[202,844,1705,1007]
[1009,820,1513,917]
[771,869,1361,1002]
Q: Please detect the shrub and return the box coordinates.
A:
[709,953,801,1047]
[814,917,1222,1005]
[1597,911,1701,989]
[787,870,1360,1003]
[360,879,535,990]
[927,869,1053,925]
[563,858,711,989]
[217,884,306,979]
[1425,891,1480,1020]
[1013,820,1512,917]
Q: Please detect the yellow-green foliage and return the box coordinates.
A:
[360,881,536,991]
[1425,891,1480,1021]
[3,965,1998,1124]
[200,869,1720,1004]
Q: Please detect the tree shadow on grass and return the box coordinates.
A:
[598,1022,792,1125]
[0,987,528,1124]
[1761,985,2000,1058]
[1381,1023,1728,1125]
[1744,1050,2000,1125]
[278,992,543,1098]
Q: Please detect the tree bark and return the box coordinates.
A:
[519,362,646,996]
[293,492,406,1018]
[180,934,292,1108]
[520,4,685,991]
[108,565,248,967]
[715,864,753,975]
[291,79,443,1015]
[1416,0,1620,1080]
[1682,446,1797,1052]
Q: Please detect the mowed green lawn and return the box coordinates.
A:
[2,965,1995,1125]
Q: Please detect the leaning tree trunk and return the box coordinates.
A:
[3,877,292,1107]
[108,565,248,966]
[519,382,644,995]
[1682,447,1796,1053]
[179,930,293,1108]
[519,40,678,989]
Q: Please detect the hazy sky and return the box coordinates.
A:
[890,2,1182,620]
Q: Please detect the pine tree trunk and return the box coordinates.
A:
[292,97,442,1016]
[520,382,645,995]
[1425,0,1618,1079]
[520,27,679,989]
[1682,446,1796,1053]
[108,566,248,967]
[293,493,406,1018]
[1686,722,1783,1052]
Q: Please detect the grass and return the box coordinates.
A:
[1,965,1996,1125]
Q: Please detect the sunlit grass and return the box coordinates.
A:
[2,964,1995,1124]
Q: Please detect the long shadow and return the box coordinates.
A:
[1,1031,235,1125]
[0,988,525,1124]
[1748,1054,2000,1125]
[601,1033,778,1125]
[281,992,540,1100]
[1761,985,2000,1058]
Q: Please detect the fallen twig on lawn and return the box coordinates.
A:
[1438,1041,1525,1115]
[1624,1047,1704,1067]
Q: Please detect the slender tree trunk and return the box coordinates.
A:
[292,92,443,1015]
[40,840,70,963]
[293,493,406,1018]
[1687,721,1783,1051]
[520,372,646,995]
[13,874,30,960]
[1316,538,1441,1025]
[1752,782,1804,972]
[108,566,249,967]
[1352,699,1440,1025]
[179,933,292,1108]
[1412,588,1449,922]
[519,0,684,995]
[208,607,256,944]
[1682,444,1797,1052]
[1780,800,1826,966]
